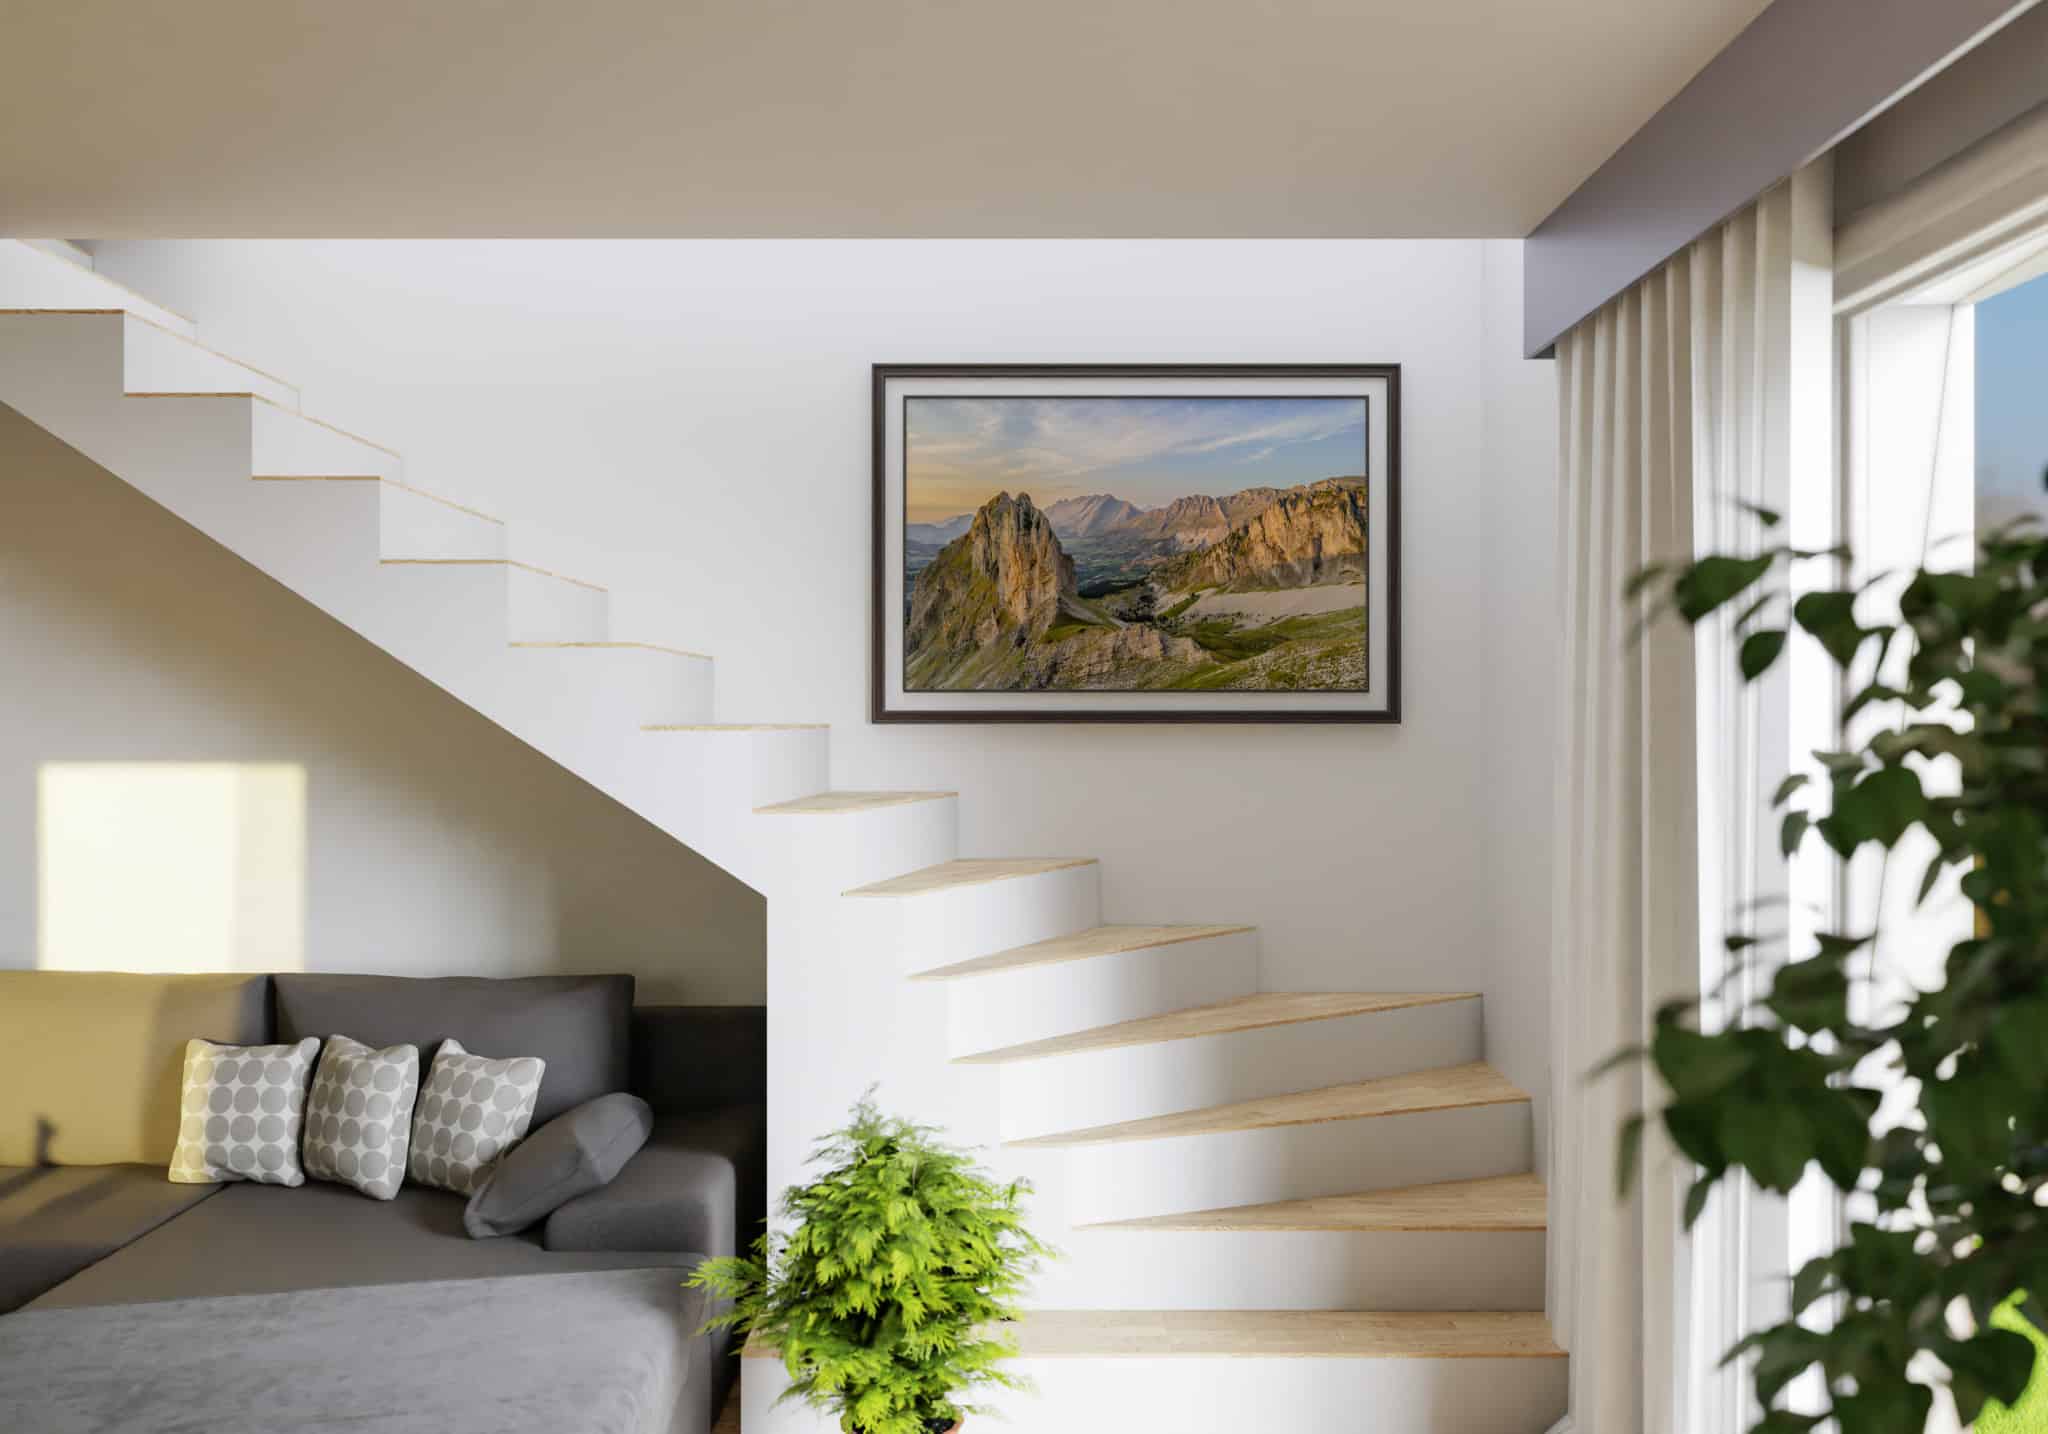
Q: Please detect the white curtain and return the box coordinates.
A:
[1547,166,1832,1434]
[1549,242,1701,1434]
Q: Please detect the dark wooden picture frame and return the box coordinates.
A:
[871,363,1402,724]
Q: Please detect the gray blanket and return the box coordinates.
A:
[0,1267,706,1434]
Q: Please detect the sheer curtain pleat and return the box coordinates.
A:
[1550,261,1698,1434]
[1549,171,1820,1434]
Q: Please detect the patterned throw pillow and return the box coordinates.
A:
[409,1039,546,1195]
[302,1034,420,1200]
[168,1037,320,1186]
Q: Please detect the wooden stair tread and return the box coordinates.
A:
[1007,1062,1529,1148]
[955,991,1478,1064]
[746,1309,1562,1360]
[1083,1174,1547,1232]
[756,790,956,815]
[255,474,505,526]
[250,393,403,457]
[642,722,827,732]
[845,857,1096,898]
[913,923,1251,980]
[380,557,605,592]
[137,388,401,458]
[14,243,200,323]
[510,640,709,660]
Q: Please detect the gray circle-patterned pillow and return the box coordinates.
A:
[409,1038,546,1195]
[168,1037,320,1186]
[303,1034,420,1200]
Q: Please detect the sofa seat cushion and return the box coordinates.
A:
[0,1268,711,1434]
[544,1104,764,1263]
[273,974,631,1126]
[0,1164,221,1313]
[30,1176,700,1310]
[0,971,271,1167]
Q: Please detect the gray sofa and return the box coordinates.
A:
[0,971,765,1434]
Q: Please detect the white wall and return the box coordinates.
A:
[0,402,765,999]
[1479,240,1558,1167]
[89,240,1556,1100]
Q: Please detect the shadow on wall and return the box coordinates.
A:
[0,401,765,1001]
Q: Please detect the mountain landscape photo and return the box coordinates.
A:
[901,396,1371,693]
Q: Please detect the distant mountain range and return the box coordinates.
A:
[1042,493,1145,537]
[903,476,1368,692]
[904,513,975,546]
[916,478,1363,552]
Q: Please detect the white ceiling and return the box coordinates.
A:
[1,0,1774,238]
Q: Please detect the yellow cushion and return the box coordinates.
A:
[0,972,270,1166]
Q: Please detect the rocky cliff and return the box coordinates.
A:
[1152,481,1368,593]
[906,491,1075,670]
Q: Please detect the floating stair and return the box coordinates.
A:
[844,856,1098,897]
[1093,1172,1548,1231]
[968,991,1485,1141]
[1014,1061,1530,1147]
[913,921,1254,979]
[1036,1063,1535,1226]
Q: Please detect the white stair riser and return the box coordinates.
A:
[1041,1228,1546,1311]
[379,483,506,560]
[761,801,962,893]
[498,646,714,731]
[880,864,1103,977]
[503,564,608,642]
[121,315,298,409]
[1060,1101,1533,1225]
[940,930,1258,1057]
[764,923,1001,1204]
[641,729,833,835]
[250,399,401,480]
[0,243,195,337]
[746,1353,1567,1433]
[993,996,1482,1141]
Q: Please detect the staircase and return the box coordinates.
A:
[0,239,1565,1431]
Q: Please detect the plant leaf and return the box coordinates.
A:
[1741,628,1788,680]
[1674,554,1775,623]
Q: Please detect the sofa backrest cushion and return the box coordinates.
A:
[0,971,271,1166]
[271,974,632,1126]
[629,1005,765,1116]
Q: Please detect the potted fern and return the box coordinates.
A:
[689,1096,1052,1434]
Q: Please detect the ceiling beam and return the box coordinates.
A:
[1523,0,2039,358]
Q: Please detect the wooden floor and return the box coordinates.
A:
[713,1384,740,1433]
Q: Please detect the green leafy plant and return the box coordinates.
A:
[1622,514,2048,1433]
[688,1096,1052,1434]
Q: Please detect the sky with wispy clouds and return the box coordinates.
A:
[904,397,1367,523]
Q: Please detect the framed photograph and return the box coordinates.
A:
[871,364,1400,723]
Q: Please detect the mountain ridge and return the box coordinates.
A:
[903,476,1369,691]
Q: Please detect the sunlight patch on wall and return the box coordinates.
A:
[38,762,307,972]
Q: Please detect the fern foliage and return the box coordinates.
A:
[689,1095,1053,1434]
